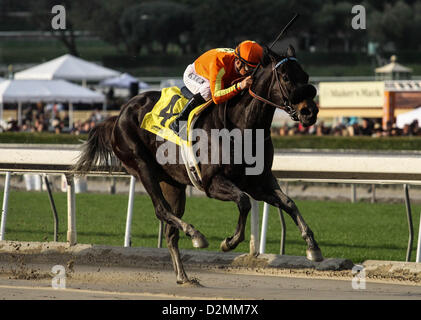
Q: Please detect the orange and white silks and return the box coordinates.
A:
[193,48,242,105]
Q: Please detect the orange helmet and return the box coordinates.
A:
[234,40,263,68]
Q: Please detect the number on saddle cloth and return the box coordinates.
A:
[140,86,209,146]
[158,86,194,127]
[140,86,190,146]
[159,95,181,127]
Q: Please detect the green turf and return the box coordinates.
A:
[1,191,420,264]
[0,132,88,144]
[271,136,421,151]
[3,133,421,151]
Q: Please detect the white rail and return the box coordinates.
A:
[0,145,420,262]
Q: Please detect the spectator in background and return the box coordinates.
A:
[71,120,82,135]
[383,120,393,137]
[360,118,373,136]
[410,120,420,136]
[35,102,45,119]
[297,123,309,135]
[45,102,63,114]
[23,105,34,123]
[6,118,19,131]
[62,111,70,129]
[288,123,299,136]
[308,124,316,135]
[54,121,63,134]
[332,124,345,136]
[51,116,61,134]
[21,120,33,132]
[372,123,383,137]
[79,121,91,134]
[89,119,96,130]
[315,121,330,136]
[351,123,360,136]
[107,87,114,101]
[402,124,411,136]
[390,124,401,136]
[346,124,355,136]
[279,123,289,136]
[34,117,46,132]
[90,108,104,123]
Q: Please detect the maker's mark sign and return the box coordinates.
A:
[319,82,384,108]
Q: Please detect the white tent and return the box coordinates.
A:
[0,79,105,127]
[14,54,120,84]
[396,107,421,129]
[100,73,149,89]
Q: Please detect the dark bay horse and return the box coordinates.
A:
[73,45,322,285]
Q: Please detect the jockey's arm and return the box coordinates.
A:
[209,62,242,105]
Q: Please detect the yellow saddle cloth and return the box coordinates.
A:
[140,86,211,146]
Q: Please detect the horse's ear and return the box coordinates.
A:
[261,45,272,66]
[286,45,296,58]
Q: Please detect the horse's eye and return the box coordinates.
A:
[282,75,289,82]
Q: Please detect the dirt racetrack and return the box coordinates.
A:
[0,241,421,300]
[1,263,421,300]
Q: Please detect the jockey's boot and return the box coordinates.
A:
[170,93,205,136]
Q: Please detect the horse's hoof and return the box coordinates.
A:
[177,278,203,287]
[306,248,323,262]
[192,234,208,249]
[220,238,232,252]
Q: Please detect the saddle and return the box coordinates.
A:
[140,86,213,190]
[141,86,211,146]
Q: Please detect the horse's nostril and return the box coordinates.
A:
[300,108,311,116]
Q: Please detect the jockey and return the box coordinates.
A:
[170,40,264,134]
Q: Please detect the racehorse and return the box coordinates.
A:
[73,45,322,285]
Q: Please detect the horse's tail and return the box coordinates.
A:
[72,116,119,175]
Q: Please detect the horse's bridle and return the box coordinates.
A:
[248,57,299,121]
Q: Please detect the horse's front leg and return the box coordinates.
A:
[205,174,251,252]
[252,176,323,262]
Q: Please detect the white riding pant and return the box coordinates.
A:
[183,64,212,101]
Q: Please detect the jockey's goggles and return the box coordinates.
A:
[241,62,255,74]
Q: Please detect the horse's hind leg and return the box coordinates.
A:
[160,182,190,284]
[123,155,208,284]
[205,175,251,252]
[122,140,209,250]
[138,165,208,249]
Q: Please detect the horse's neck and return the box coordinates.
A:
[227,72,275,131]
